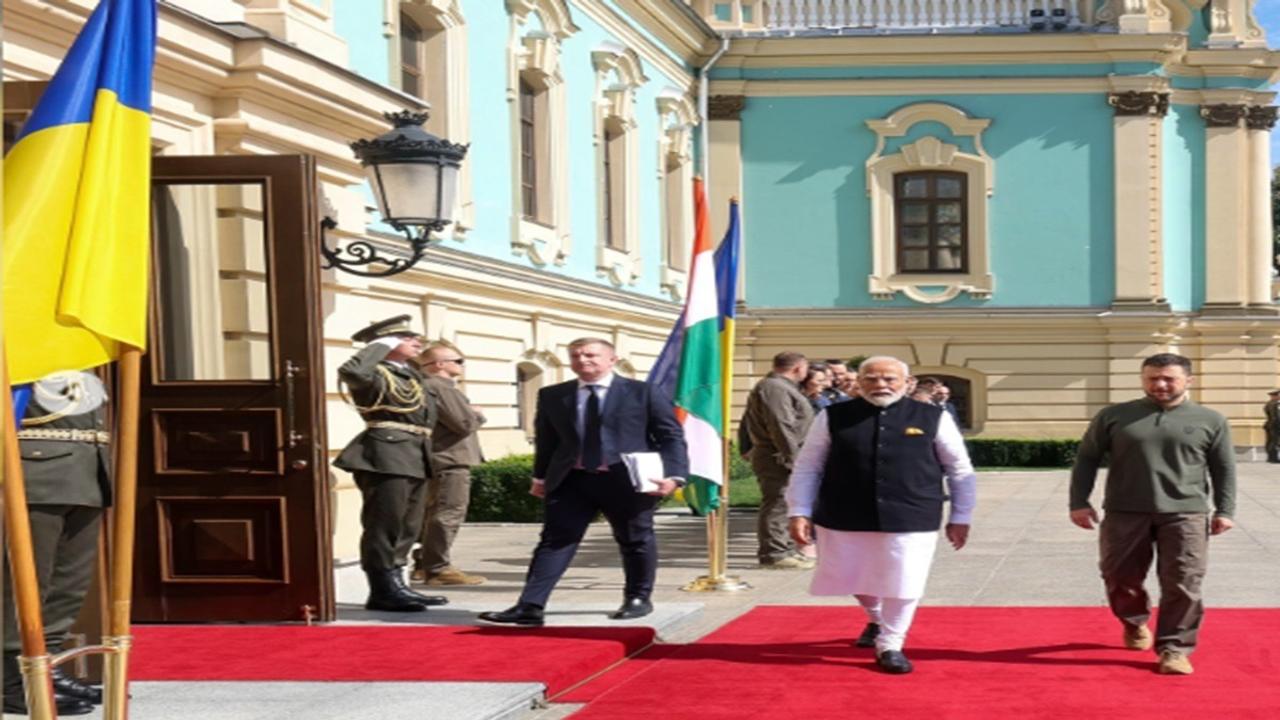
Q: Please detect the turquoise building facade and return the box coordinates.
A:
[322,1,1279,446]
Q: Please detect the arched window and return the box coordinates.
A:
[515,362,544,438]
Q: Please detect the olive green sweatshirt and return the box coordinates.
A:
[1070,398,1236,518]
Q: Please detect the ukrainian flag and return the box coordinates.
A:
[3,0,156,384]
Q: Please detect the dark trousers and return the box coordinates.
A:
[416,466,473,574]
[1266,428,1279,462]
[518,468,660,608]
[1099,511,1210,654]
[754,467,794,563]
[3,505,103,655]
[354,471,428,573]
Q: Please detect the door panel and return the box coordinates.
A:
[135,155,333,622]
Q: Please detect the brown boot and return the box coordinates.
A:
[1157,649,1193,675]
[425,566,486,586]
[1123,623,1153,651]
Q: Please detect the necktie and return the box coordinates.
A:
[582,385,603,470]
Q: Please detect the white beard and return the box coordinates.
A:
[864,390,905,408]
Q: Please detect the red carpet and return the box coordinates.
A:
[130,624,653,696]
[563,606,1280,719]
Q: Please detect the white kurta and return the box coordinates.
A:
[786,404,977,599]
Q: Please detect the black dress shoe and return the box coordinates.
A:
[478,604,545,627]
[3,691,96,716]
[855,622,881,648]
[875,649,914,674]
[52,667,102,704]
[610,597,654,620]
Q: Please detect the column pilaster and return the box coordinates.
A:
[1200,103,1251,310]
[1108,91,1169,309]
[1246,105,1278,308]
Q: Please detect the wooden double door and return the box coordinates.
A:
[132,155,334,622]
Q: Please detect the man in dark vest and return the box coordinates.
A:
[334,315,447,612]
[786,356,976,675]
[4,371,112,715]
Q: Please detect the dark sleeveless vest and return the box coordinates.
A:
[812,398,946,533]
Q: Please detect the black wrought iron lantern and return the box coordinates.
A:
[320,109,469,277]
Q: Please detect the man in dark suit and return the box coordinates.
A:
[479,337,687,626]
[334,315,447,612]
[4,371,112,715]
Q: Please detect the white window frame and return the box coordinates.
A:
[865,103,995,304]
[591,42,647,287]
[657,89,697,301]
[506,0,577,265]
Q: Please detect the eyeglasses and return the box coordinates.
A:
[433,357,465,365]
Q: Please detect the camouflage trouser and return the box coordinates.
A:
[754,465,795,563]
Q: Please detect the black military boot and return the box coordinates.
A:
[51,666,102,704]
[364,570,427,612]
[389,568,448,607]
[2,654,94,716]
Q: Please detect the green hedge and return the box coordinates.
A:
[965,438,1079,468]
[464,438,1078,521]
[466,454,543,522]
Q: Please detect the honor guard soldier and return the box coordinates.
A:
[334,315,447,612]
[4,371,113,715]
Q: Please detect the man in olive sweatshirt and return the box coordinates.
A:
[1070,353,1236,676]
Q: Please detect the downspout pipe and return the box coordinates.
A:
[699,36,731,185]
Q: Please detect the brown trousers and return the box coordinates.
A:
[416,466,473,574]
[1098,511,1210,654]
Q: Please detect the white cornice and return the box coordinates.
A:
[607,0,718,62]
[571,0,694,87]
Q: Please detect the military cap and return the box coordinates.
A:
[1269,389,1280,396]
[351,315,420,343]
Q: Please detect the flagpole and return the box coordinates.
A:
[683,195,748,593]
[102,345,141,720]
[2,361,58,720]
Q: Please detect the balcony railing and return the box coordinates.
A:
[690,0,1096,34]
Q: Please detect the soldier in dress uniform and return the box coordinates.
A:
[3,371,112,716]
[334,315,447,612]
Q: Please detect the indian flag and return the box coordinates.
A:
[673,178,723,513]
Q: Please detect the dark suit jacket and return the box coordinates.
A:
[533,375,688,494]
[333,344,438,480]
[18,372,112,507]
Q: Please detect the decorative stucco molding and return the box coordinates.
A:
[591,41,647,287]
[507,1,577,267]
[865,103,994,304]
[708,95,745,121]
[1245,105,1279,131]
[1200,103,1249,127]
[1108,91,1170,117]
[656,89,698,301]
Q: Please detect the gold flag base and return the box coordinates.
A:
[681,575,751,592]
